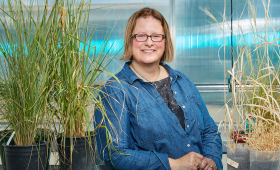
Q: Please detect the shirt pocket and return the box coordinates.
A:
[130,102,172,146]
[188,95,204,133]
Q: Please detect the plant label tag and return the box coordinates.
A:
[227,158,239,168]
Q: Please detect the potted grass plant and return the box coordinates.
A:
[47,0,121,169]
[201,0,280,169]
[0,0,59,169]
[0,0,121,169]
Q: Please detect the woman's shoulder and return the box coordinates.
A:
[103,74,126,92]
[102,69,137,96]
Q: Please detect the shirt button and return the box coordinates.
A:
[182,105,185,108]
[187,125,189,128]
[187,144,190,147]
[174,91,177,94]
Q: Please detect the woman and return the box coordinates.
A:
[95,7,223,170]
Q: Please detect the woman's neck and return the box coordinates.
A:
[130,61,160,82]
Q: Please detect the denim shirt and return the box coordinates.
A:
[94,62,223,170]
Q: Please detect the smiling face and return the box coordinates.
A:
[131,16,165,66]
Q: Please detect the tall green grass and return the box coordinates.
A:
[0,0,57,146]
[0,0,121,157]
[48,0,120,139]
[45,0,124,164]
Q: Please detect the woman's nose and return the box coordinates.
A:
[145,36,154,46]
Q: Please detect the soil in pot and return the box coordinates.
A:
[57,135,95,170]
[3,141,48,170]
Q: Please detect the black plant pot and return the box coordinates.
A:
[0,130,52,170]
[57,135,95,170]
[4,141,48,170]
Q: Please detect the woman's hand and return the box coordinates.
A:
[168,152,204,170]
[200,157,217,170]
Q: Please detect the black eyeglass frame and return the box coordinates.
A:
[131,34,166,42]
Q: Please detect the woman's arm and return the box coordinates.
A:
[94,84,171,170]
[195,91,223,170]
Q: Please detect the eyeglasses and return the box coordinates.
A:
[132,34,166,42]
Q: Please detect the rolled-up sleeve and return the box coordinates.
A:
[94,83,171,170]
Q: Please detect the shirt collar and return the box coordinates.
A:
[121,61,140,84]
[121,61,181,85]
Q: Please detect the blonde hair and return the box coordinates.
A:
[120,7,174,62]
